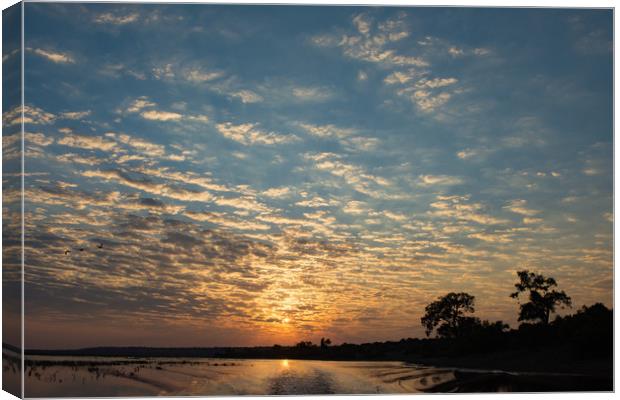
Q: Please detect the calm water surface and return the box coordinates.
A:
[18,357,457,396]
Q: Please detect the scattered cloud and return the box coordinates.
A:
[503,200,540,217]
[60,111,91,120]
[298,123,355,139]
[28,48,75,64]
[141,110,183,121]
[94,12,140,25]
[312,12,426,67]
[58,133,118,152]
[127,97,157,113]
[418,174,463,186]
[185,69,225,83]
[343,200,367,214]
[262,187,292,198]
[292,86,333,102]
[216,122,299,145]
[229,90,263,103]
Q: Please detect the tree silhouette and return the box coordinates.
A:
[421,292,476,338]
[510,270,571,325]
[320,338,332,348]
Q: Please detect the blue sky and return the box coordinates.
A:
[4,4,612,348]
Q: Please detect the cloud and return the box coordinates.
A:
[503,200,540,216]
[415,77,458,89]
[3,105,56,126]
[343,201,367,214]
[579,142,611,177]
[57,153,103,166]
[99,63,147,80]
[292,86,333,102]
[456,149,479,160]
[352,14,372,35]
[186,114,210,123]
[383,210,408,221]
[57,133,118,152]
[429,196,508,225]
[306,153,392,198]
[378,12,410,41]
[216,122,299,145]
[384,70,419,85]
[230,90,263,103]
[60,111,91,120]
[473,48,490,56]
[448,46,465,57]
[28,48,75,64]
[298,122,377,152]
[25,132,54,147]
[185,69,225,83]
[405,90,452,113]
[93,12,139,25]
[342,136,380,152]
[141,110,183,121]
[295,196,338,208]
[418,175,463,186]
[215,195,270,212]
[152,63,175,80]
[112,133,166,157]
[298,123,354,139]
[312,13,426,68]
[2,48,19,63]
[125,98,208,123]
[262,187,292,198]
[469,232,512,243]
[185,211,271,231]
[127,97,156,113]
[82,169,214,203]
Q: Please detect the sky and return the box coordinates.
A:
[2,4,612,349]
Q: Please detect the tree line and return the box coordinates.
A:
[421,270,573,338]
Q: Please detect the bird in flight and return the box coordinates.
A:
[64,243,104,255]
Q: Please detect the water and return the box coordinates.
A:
[17,357,458,397]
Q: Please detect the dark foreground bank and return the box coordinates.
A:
[421,370,612,393]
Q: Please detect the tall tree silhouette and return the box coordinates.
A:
[421,292,475,338]
[510,270,571,325]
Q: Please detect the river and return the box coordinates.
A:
[20,357,457,396]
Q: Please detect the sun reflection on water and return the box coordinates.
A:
[281,359,289,368]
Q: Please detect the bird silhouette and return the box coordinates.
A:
[64,250,71,255]
[97,243,103,249]
[79,248,85,252]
